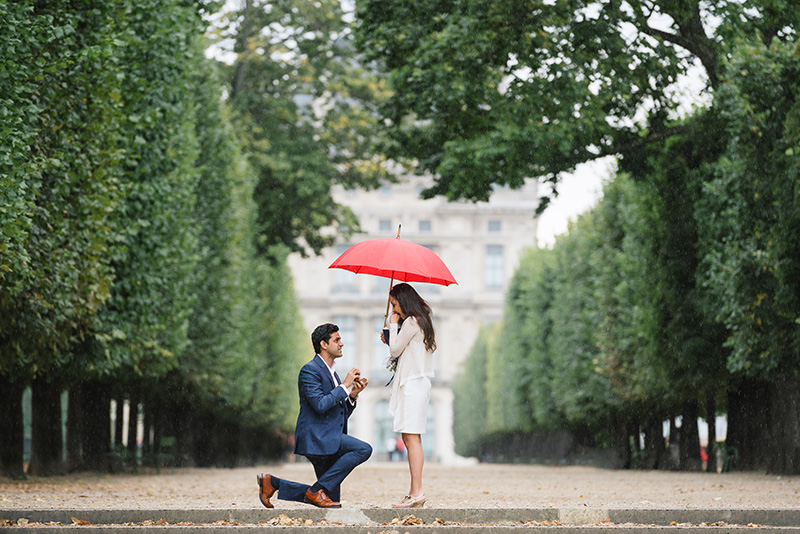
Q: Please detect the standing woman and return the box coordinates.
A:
[383,282,435,508]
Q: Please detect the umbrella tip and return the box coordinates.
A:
[396,224,402,238]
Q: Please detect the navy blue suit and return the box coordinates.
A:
[276,355,372,503]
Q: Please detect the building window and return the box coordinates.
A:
[485,245,504,289]
[488,220,501,233]
[333,244,358,293]
[419,220,432,233]
[379,219,392,233]
[333,315,357,368]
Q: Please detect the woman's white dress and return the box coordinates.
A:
[388,316,434,434]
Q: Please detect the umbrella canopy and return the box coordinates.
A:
[328,237,457,286]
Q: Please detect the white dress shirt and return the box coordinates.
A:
[316,355,356,405]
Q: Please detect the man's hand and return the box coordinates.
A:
[350,377,368,399]
[343,368,360,389]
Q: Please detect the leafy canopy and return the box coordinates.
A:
[354,0,798,207]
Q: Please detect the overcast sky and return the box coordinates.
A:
[535,157,615,248]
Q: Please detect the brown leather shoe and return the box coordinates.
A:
[256,473,276,509]
[304,488,341,508]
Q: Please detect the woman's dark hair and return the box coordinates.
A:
[389,283,436,352]
[312,323,339,354]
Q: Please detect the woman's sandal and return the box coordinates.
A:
[392,494,427,508]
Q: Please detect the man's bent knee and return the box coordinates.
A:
[359,442,373,461]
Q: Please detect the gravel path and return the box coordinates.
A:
[1,462,797,510]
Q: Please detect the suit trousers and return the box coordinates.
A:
[277,434,372,503]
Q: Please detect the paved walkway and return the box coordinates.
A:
[1,462,797,511]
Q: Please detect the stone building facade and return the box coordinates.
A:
[287,175,539,464]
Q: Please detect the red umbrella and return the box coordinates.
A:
[329,237,457,286]
[328,226,457,322]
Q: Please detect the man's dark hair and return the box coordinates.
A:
[312,323,339,354]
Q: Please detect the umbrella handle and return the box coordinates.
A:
[385,224,402,327]
[384,275,394,327]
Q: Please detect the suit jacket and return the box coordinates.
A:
[294,355,356,456]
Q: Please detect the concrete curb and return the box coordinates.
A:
[3,528,800,534]
[2,508,799,527]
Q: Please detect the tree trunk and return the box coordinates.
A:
[727,379,770,471]
[641,416,665,470]
[66,385,85,471]
[219,419,240,468]
[611,415,633,469]
[142,398,154,466]
[114,396,125,449]
[82,380,111,471]
[679,400,702,471]
[665,415,679,469]
[192,412,215,467]
[126,395,139,467]
[622,417,637,469]
[173,401,191,467]
[29,377,64,476]
[705,392,716,452]
[0,377,26,479]
[152,400,163,469]
[705,392,716,471]
[766,378,800,475]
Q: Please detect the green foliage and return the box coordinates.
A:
[451,37,799,462]
[492,246,557,431]
[441,3,799,466]
[453,322,495,457]
[237,252,307,429]
[84,0,206,378]
[697,38,800,377]
[354,1,799,205]
[0,1,125,377]
[591,174,662,408]
[183,90,307,428]
[483,215,624,439]
[220,0,391,258]
[548,214,618,426]
[1,0,315,468]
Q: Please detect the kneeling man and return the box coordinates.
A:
[257,323,372,508]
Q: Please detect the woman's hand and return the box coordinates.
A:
[389,312,401,324]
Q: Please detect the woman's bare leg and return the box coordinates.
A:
[402,433,424,497]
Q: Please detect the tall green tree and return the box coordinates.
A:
[547,215,617,435]
[220,0,390,258]
[1,0,336,474]
[0,0,125,476]
[354,0,798,205]
[85,0,205,380]
[63,0,210,471]
[697,38,800,473]
[492,247,557,432]
[452,322,496,457]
